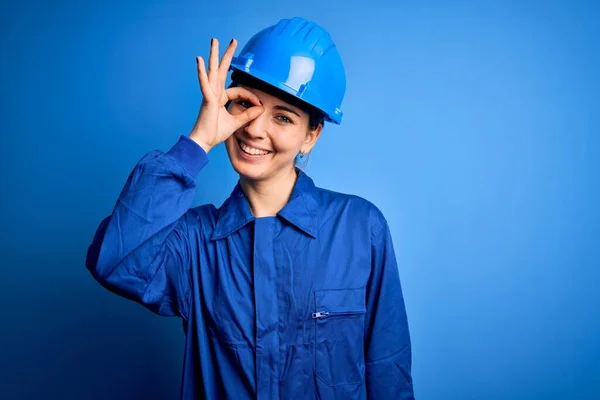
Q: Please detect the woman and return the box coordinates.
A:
[86,17,414,399]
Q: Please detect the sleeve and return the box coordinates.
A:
[364,217,415,399]
[85,135,208,320]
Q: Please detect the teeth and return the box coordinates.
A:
[240,141,269,156]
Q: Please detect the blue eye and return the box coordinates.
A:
[277,115,292,124]
[237,100,252,108]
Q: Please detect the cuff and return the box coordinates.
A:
[166,135,209,177]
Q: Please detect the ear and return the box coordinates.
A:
[301,124,323,154]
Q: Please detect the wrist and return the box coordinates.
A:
[189,134,213,154]
[166,135,209,177]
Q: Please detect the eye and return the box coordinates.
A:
[276,115,292,124]
[236,100,253,109]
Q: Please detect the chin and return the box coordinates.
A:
[231,160,268,180]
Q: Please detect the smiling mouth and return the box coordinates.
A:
[237,139,272,156]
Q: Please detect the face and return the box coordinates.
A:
[225,86,322,182]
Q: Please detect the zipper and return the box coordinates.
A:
[312,310,366,319]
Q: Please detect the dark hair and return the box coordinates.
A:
[229,70,324,131]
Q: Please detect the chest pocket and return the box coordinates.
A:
[313,287,367,386]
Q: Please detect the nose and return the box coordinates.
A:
[244,112,268,139]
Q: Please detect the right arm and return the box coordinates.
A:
[85,135,208,319]
[85,37,264,319]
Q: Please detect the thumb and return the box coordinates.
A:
[232,106,264,130]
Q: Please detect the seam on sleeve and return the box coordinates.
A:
[371,220,388,241]
[369,204,388,240]
[140,216,192,319]
[365,343,410,364]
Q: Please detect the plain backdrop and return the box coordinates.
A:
[1,0,599,399]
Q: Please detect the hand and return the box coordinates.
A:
[189,38,264,153]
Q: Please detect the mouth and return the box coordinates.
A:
[236,139,273,158]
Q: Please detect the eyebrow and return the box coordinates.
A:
[273,105,301,118]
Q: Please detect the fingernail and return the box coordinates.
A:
[211,38,214,45]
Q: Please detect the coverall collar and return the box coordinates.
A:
[211,169,319,240]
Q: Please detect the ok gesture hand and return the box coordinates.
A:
[189,38,264,153]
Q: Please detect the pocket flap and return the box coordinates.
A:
[315,287,366,313]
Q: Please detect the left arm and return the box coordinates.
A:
[364,219,415,399]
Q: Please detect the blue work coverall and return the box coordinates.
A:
[86,135,414,399]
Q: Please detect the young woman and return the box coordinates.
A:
[86,17,414,399]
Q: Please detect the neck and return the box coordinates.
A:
[240,168,298,218]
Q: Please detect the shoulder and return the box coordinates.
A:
[183,203,219,231]
[314,185,388,239]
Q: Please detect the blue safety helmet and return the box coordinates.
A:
[229,17,346,125]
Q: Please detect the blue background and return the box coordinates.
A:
[1,0,599,398]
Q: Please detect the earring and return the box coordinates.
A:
[299,151,305,158]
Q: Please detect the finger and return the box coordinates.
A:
[219,38,237,84]
[223,86,262,107]
[196,57,212,100]
[208,38,219,82]
[232,106,264,130]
